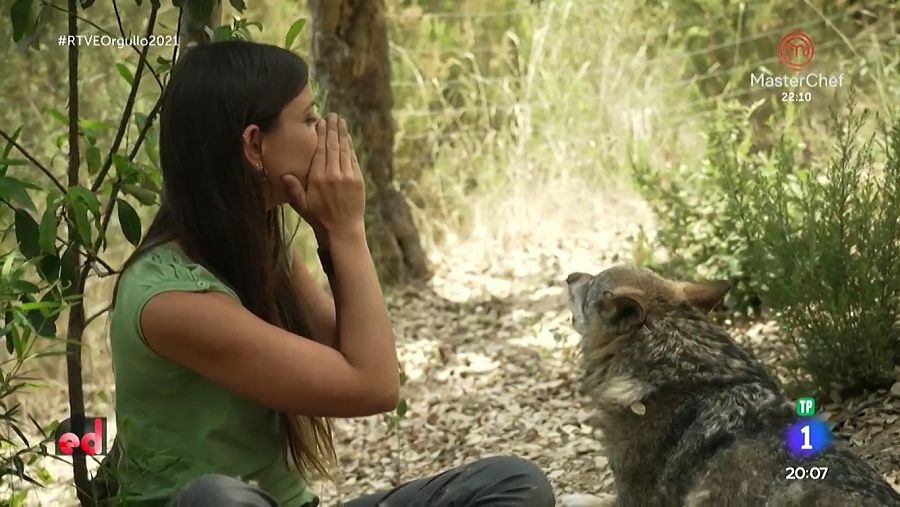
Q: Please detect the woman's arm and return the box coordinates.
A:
[290,245,339,349]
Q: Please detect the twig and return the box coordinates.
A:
[802,0,861,60]
[0,129,67,194]
[111,0,127,44]
[93,93,163,254]
[0,197,116,278]
[76,244,116,275]
[85,304,112,328]
[90,1,160,194]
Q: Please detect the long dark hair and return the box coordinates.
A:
[111,39,335,481]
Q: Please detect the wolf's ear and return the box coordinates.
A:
[597,292,646,334]
[680,280,731,312]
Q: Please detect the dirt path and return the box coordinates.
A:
[311,183,900,503]
[7,182,899,505]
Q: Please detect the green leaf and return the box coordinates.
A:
[39,200,59,255]
[116,198,142,246]
[1,126,21,160]
[79,119,115,131]
[0,175,38,211]
[112,153,136,180]
[115,63,134,85]
[70,201,92,246]
[121,184,157,205]
[67,186,100,217]
[1,126,23,176]
[134,112,148,131]
[137,170,161,192]
[59,248,78,296]
[48,108,67,127]
[284,18,306,50]
[144,137,160,169]
[15,325,31,358]
[80,0,97,8]
[0,159,29,166]
[211,25,232,42]
[6,325,17,355]
[228,0,246,12]
[11,0,34,43]
[9,279,40,294]
[3,253,18,279]
[86,146,102,175]
[37,255,60,284]
[10,280,39,294]
[35,466,52,486]
[4,327,16,354]
[396,398,407,417]
[14,209,40,259]
[26,293,58,338]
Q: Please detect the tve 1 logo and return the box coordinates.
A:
[54,415,108,456]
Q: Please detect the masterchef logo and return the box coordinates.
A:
[777,30,815,71]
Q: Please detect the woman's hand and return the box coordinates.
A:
[283,113,365,239]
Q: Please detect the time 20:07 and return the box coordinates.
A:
[785,466,829,480]
[781,91,812,102]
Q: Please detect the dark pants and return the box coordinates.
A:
[167,455,555,507]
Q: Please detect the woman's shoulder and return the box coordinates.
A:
[115,241,240,305]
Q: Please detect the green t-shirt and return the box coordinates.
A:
[109,241,317,506]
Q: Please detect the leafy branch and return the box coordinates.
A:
[90,2,160,194]
[0,129,66,194]
[41,1,165,91]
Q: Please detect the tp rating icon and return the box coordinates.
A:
[796,397,816,417]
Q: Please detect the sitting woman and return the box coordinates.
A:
[107,39,555,506]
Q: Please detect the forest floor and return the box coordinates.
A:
[310,183,900,505]
[7,181,900,506]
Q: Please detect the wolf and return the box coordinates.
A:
[564,265,900,507]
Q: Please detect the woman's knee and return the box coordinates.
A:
[167,473,279,507]
[474,455,556,504]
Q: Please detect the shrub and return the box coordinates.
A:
[631,102,771,314]
[633,98,900,392]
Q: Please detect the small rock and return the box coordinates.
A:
[890,382,900,399]
[630,402,646,416]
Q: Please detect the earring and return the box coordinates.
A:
[257,163,268,182]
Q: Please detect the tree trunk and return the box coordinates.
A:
[307,0,430,285]
[63,1,91,504]
[177,0,223,58]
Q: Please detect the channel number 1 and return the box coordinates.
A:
[786,424,829,480]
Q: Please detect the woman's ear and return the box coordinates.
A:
[241,124,263,172]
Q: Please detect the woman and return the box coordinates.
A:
[108,39,555,507]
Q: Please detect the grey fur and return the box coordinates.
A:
[566,265,900,507]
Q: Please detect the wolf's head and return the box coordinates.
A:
[565,265,730,348]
